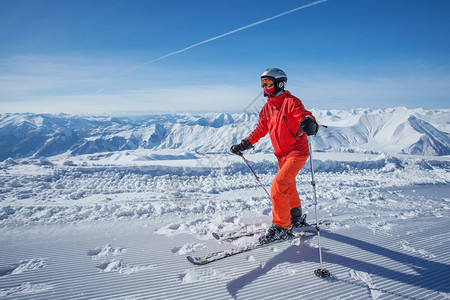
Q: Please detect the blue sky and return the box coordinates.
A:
[0,0,449,114]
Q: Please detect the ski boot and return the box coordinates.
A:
[290,207,307,228]
[259,224,292,244]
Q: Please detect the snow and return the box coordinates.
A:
[1,108,449,161]
[0,109,449,299]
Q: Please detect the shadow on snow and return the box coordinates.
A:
[226,231,450,299]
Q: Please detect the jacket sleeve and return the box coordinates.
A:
[246,106,269,145]
[290,97,316,124]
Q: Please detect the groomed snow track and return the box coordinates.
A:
[1,212,449,299]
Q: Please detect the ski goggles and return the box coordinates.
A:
[261,77,274,87]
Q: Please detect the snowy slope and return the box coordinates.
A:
[1,107,449,162]
[0,107,449,299]
[0,149,449,299]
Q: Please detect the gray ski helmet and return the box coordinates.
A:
[261,68,287,90]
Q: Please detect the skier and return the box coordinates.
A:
[231,68,319,244]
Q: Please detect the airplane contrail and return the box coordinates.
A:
[114,0,327,77]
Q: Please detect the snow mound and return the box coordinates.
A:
[0,282,55,298]
[96,259,157,275]
[0,258,47,277]
[87,244,127,260]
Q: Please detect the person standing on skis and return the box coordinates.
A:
[231,68,318,244]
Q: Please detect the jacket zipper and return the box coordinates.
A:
[283,115,299,142]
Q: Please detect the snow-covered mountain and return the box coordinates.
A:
[0,107,449,161]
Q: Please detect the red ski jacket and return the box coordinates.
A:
[246,91,316,160]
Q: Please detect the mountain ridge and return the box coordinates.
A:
[0,107,449,161]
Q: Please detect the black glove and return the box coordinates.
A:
[300,116,318,136]
[230,139,253,155]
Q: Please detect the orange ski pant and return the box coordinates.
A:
[270,156,308,229]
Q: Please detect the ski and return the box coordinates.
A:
[187,230,316,265]
[212,218,331,243]
[212,228,265,242]
[211,214,308,241]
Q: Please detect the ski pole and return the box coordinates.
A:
[240,153,271,199]
[308,139,330,278]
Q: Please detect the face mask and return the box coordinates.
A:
[261,77,275,95]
